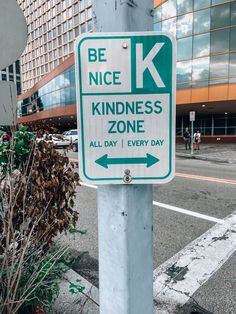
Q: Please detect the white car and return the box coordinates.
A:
[47,134,71,147]
[37,134,70,147]
[64,129,78,144]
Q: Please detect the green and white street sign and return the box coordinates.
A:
[75,32,176,184]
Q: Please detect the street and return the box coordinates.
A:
[57,153,236,313]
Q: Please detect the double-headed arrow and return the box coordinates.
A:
[95,153,159,169]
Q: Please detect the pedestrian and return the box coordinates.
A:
[193,130,201,150]
[183,127,191,150]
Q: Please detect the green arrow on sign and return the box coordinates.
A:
[95,154,159,169]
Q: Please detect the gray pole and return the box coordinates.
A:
[94,1,154,313]
[191,120,194,155]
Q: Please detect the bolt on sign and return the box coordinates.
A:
[75,32,176,184]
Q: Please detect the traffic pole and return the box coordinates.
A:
[94,1,154,313]
[191,120,194,155]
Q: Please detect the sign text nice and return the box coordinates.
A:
[86,44,165,134]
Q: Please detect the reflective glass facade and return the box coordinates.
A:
[0,60,22,95]
[154,0,236,89]
[154,0,236,137]
[18,0,236,138]
[18,65,75,117]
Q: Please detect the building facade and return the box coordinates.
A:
[17,0,92,92]
[154,0,236,139]
[0,61,22,95]
[18,0,236,141]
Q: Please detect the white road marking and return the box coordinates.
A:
[80,182,223,224]
[80,181,236,312]
[153,201,224,224]
[153,212,236,313]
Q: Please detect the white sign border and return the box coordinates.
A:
[75,32,176,185]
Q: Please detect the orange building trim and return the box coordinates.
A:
[176,83,236,105]
[154,0,167,8]
[18,104,76,124]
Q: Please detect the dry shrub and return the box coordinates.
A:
[0,130,79,314]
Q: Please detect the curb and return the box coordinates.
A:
[54,269,99,313]
[176,153,236,164]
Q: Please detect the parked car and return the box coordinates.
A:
[64,129,78,143]
[37,134,70,147]
[48,134,71,147]
[71,139,78,152]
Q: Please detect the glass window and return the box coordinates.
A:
[87,19,92,32]
[154,22,161,31]
[57,3,60,13]
[162,0,176,20]
[229,53,236,79]
[80,11,85,23]
[177,0,193,15]
[68,30,73,41]
[1,73,7,80]
[177,60,192,83]
[230,27,236,51]
[214,117,226,135]
[74,26,79,37]
[193,9,210,34]
[68,18,72,29]
[16,60,21,75]
[63,21,67,32]
[62,10,66,21]
[64,44,68,55]
[194,0,210,10]
[231,2,236,25]
[210,54,229,79]
[211,29,230,54]
[192,57,209,82]
[74,15,79,26]
[74,3,79,14]
[193,33,210,58]
[80,0,85,11]
[62,0,66,11]
[69,42,73,52]
[162,17,176,36]
[9,64,14,74]
[212,0,231,5]
[177,37,192,60]
[211,3,230,30]
[63,33,67,43]
[177,13,193,38]
[68,6,72,18]
[87,7,92,19]
[81,23,86,33]
[154,7,162,23]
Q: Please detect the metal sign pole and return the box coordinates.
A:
[94,1,153,313]
[190,111,195,155]
[191,120,194,155]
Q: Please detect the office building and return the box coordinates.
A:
[154,0,236,140]
[17,0,92,92]
[18,0,236,141]
[0,61,22,95]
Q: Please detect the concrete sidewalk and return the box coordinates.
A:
[176,143,236,164]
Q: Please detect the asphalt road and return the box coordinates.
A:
[57,153,236,314]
